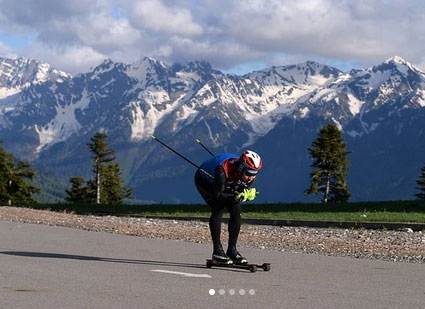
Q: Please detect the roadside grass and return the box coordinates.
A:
[9,200,425,223]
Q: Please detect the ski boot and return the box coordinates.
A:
[212,246,233,265]
[227,247,248,265]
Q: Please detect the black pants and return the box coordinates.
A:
[194,171,241,251]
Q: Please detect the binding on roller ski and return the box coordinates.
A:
[151,136,271,273]
[206,259,271,273]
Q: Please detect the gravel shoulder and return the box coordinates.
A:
[1,206,424,263]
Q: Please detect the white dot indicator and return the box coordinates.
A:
[229,289,235,295]
[239,289,246,295]
[249,289,256,295]
[219,289,225,295]
[209,289,215,295]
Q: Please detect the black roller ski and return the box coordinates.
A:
[206,259,271,273]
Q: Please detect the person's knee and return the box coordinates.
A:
[210,208,224,218]
[227,204,241,217]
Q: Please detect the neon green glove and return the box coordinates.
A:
[246,188,258,201]
[235,190,248,202]
[236,188,259,202]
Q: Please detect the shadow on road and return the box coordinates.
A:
[0,250,209,270]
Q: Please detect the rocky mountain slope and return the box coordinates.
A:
[0,56,424,202]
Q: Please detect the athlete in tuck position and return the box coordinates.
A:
[194,150,262,265]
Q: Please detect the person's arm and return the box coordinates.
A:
[212,165,227,198]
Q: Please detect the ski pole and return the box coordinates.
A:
[196,138,215,157]
[152,135,243,195]
[151,135,213,179]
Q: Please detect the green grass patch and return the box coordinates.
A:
[7,200,425,223]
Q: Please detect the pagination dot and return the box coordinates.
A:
[209,289,215,295]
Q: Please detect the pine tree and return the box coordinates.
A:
[416,164,425,200]
[65,177,93,203]
[87,131,115,204]
[305,123,351,203]
[84,131,133,204]
[102,163,134,204]
[10,161,41,203]
[0,143,14,204]
[0,141,40,204]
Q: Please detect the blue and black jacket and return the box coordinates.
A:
[196,153,250,200]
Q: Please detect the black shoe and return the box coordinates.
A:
[227,248,248,264]
[212,246,232,264]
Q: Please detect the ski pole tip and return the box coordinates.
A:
[196,139,200,143]
[151,135,156,139]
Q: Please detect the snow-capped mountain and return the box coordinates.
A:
[0,57,71,99]
[0,55,424,202]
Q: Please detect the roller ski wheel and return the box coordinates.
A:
[260,263,271,271]
[248,264,257,273]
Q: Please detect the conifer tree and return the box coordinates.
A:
[416,164,425,200]
[65,177,92,203]
[76,131,134,205]
[10,161,41,203]
[0,141,40,204]
[87,131,115,204]
[102,163,134,204]
[0,143,14,204]
[305,123,351,203]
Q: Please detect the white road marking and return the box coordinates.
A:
[151,269,212,278]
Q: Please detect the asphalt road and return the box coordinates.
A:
[0,220,424,308]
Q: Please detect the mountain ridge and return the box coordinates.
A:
[0,55,424,202]
[0,56,71,99]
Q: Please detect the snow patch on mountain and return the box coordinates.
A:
[126,60,150,87]
[367,71,393,89]
[0,107,13,128]
[417,89,425,107]
[129,89,178,140]
[129,101,153,140]
[346,130,362,138]
[203,119,217,144]
[300,107,310,118]
[332,118,343,130]
[35,90,90,152]
[0,86,22,99]
[175,71,201,83]
[347,93,364,115]
[175,101,199,127]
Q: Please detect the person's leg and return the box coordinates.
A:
[194,172,229,262]
[225,201,247,263]
[209,201,225,251]
[226,201,241,250]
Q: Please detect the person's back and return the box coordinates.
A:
[198,153,239,182]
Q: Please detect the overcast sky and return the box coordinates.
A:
[0,0,424,75]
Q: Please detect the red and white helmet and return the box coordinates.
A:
[239,150,262,174]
